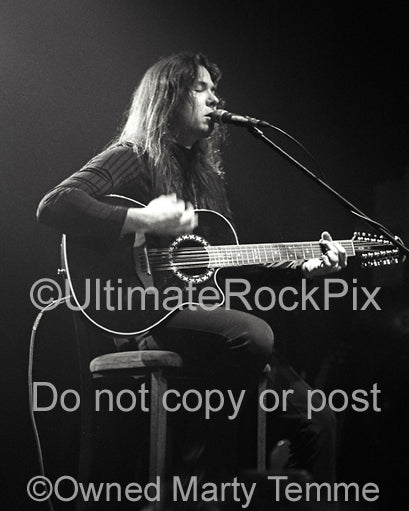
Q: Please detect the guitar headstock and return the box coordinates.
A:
[352,232,401,268]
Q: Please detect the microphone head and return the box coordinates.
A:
[209,109,229,123]
[209,109,268,127]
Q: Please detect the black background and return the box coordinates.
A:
[2,1,409,509]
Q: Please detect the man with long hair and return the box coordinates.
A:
[38,52,346,489]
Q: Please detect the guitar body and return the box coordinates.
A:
[62,195,238,335]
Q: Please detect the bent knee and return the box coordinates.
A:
[249,320,274,364]
[224,316,274,366]
[236,319,274,367]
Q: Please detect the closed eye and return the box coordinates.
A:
[193,80,217,94]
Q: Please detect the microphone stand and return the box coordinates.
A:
[247,125,409,258]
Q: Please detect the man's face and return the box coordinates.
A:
[173,65,219,147]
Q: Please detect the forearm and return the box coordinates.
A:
[37,187,128,240]
[37,144,141,240]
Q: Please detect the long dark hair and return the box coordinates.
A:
[110,52,230,216]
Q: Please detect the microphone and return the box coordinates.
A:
[210,109,270,127]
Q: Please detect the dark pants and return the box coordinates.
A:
[147,306,336,485]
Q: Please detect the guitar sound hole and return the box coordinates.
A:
[172,239,209,276]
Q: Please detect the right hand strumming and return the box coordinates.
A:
[141,193,198,235]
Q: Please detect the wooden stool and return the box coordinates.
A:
[73,315,269,510]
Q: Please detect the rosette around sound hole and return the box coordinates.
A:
[169,234,215,283]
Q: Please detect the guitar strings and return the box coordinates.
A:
[144,240,394,271]
[146,243,389,259]
[146,240,386,257]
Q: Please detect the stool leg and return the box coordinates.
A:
[76,380,94,511]
[149,369,167,483]
[257,374,267,471]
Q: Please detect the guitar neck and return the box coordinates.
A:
[206,240,356,268]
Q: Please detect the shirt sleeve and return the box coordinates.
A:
[263,259,306,281]
[36,144,139,241]
[264,260,305,271]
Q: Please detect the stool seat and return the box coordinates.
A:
[89,350,185,373]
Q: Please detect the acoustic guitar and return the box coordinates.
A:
[61,195,400,335]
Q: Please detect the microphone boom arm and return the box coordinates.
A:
[247,125,409,258]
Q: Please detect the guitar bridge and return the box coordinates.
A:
[134,245,151,275]
[133,233,151,276]
[143,245,151,275]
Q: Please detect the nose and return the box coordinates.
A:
[207,89,219,107]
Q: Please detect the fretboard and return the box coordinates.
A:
[205,240,356,268]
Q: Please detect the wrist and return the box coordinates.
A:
[301,258,324,279]
[121,207,150,235]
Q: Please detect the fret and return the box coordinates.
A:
[213,246,220,266]
[255,245,261,264]
[235,249,241,265]
[266,245,272,263]
[282,245,288,261]
[271,244,280,262]
[263,244,268,264]
[208,246,217,266]
[304,242,314,259]
[295,245,305,259]
[234,248,240,265]
[219,246,225,266]
[227,248,233,266]
[244,248,249,264]
[219,247,228,267]
[287,243,295,260]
